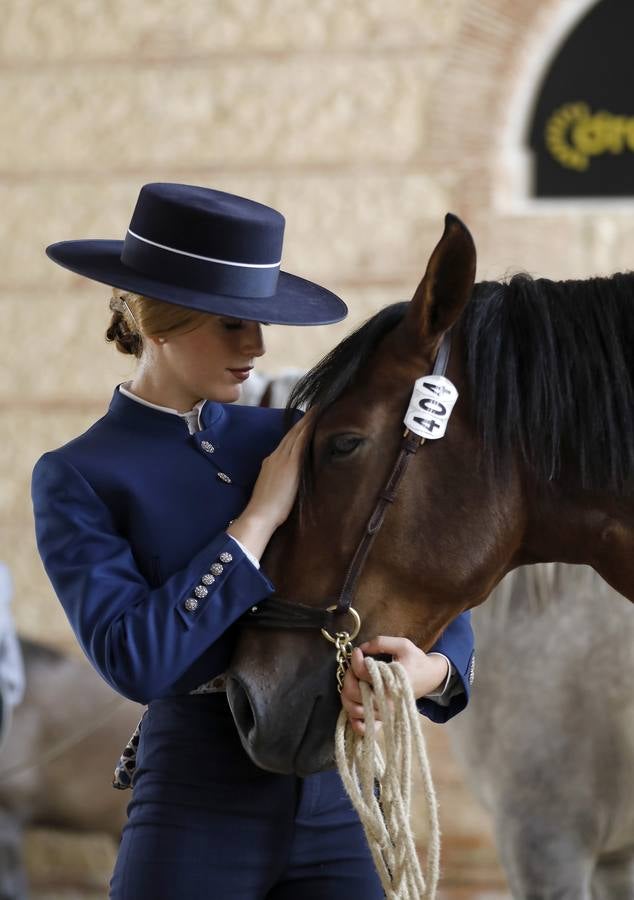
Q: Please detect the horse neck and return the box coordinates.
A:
[519,484,634,602]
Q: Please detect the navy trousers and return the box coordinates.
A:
[109,693,384,899]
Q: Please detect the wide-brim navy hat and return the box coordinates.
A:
[46,183,347,326]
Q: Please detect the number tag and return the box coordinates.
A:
[404,375,458,440]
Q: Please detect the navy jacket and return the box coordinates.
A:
[31,387,474,721]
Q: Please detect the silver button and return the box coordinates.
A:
[184,597,199,612]
[210,563,223,576]
[201,441,215,453]
[201,573,216,586]
[219,552,233,564]
[194,585,209,599]
[217,472,232,484]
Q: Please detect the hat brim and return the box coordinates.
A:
[46,240,348,326]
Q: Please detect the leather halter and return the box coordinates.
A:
[244,333,453,637]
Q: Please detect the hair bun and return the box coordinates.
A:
[106,310,143,357]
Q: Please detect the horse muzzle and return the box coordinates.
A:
[226,629,341,776]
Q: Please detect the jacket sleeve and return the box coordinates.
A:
[416,611,474,724]
[32,451,275,704]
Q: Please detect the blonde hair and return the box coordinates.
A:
[106,288,210,358]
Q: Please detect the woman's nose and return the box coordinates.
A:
[241,322,265,358]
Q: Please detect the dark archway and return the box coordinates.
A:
[529,0,634,197]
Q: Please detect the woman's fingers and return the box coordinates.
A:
[349,718,383,737]
[340,694,365,718]
[359,635,449,698]
[341,666,363,704]
[359,635,414,660]
[350,646,373,682]
[341,661,382,732]
[283,407,318,450]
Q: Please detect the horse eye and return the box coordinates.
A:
[329,434,364,457]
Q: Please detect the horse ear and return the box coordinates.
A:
[404,213,476,355]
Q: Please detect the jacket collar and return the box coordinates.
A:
[118,381,206,432]
[108,385,223,434]
[107,385,271,488]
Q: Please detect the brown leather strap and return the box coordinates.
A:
[243,433,422,631]
[246,597,336,630]
[335,432,423,612]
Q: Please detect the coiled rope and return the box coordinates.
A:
[335,658,440,899]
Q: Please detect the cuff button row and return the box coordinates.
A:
[185,550,235,613]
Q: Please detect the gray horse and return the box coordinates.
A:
[0,638,140,899]
[448,564,634,900]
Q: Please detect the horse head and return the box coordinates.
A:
[228,213,634,774]
[227,215,525,774]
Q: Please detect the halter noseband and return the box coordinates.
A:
[244,334,455,683]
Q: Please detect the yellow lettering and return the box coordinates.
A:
[544,103,634,171]
[545,102,590,171]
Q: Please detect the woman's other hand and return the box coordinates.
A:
[341,637,449,735]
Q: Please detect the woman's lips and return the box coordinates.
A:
[228,367,253,382]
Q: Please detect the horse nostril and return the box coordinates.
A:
[226,678,257,742]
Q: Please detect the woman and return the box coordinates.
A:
[32,183,474,899]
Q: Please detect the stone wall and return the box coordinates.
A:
[4,0,631,648]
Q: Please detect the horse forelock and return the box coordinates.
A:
[287,302,408,506]
[287,302,408,416]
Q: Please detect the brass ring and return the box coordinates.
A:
[320,605,361,644]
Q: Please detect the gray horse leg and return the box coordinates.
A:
[0,814,27,900]
[494,817,594,900]
[592,850,634,900]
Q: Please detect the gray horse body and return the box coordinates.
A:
[0,638,140,899]
[449,564,634,899]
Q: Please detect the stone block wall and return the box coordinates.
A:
[3,0,632,648]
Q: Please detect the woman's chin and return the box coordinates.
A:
[218,385,242,404]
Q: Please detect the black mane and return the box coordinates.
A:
[289,273,634,495]
[464,273,634,494]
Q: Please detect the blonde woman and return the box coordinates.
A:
[32,183,474,898]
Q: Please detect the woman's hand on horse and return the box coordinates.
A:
[227,409,316,559]
[341,638,449,735]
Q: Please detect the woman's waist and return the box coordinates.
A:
[139,692,272,784]
[147,686,232,728]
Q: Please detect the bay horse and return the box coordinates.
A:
[227,214,634,775]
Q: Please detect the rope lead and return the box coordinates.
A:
[335,658,440,899]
